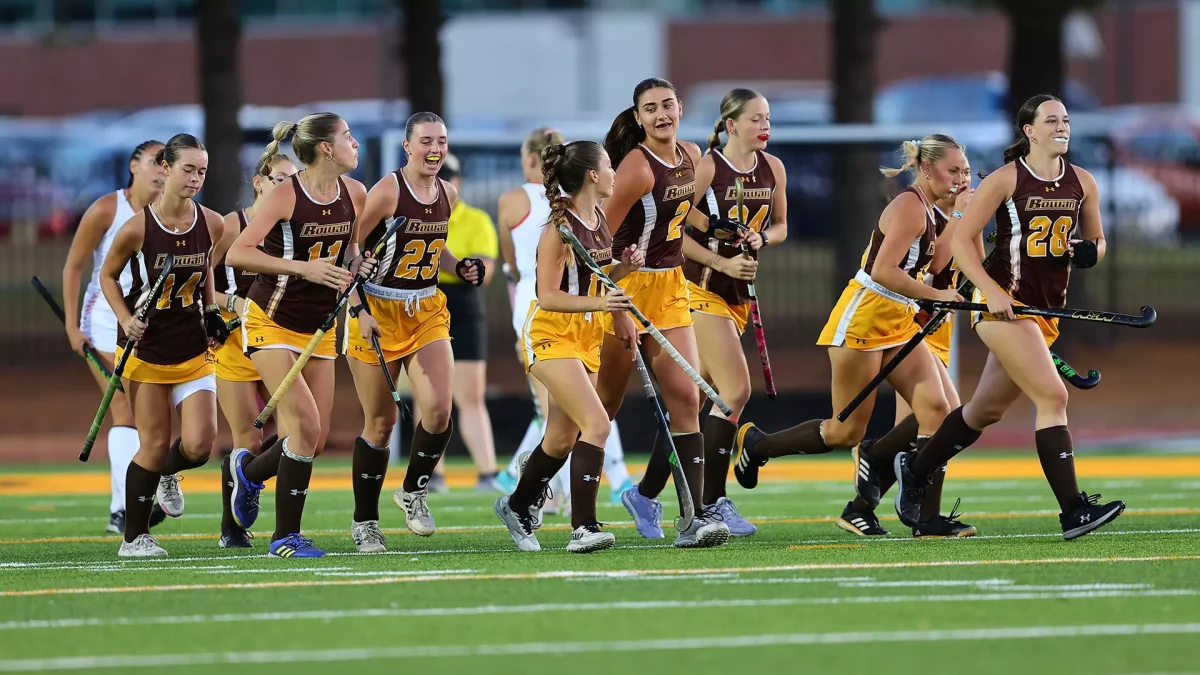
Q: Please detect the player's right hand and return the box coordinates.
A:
[302,257,354,291]
[612,312,641,361]
[719,256,758,281]
[933,288,964,304]
[122,316,147,341]
[357,312,381,339]
[600,288,634,312]
[985,292,1015,320]
[66,325,92,357]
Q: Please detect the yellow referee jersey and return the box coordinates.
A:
[439,200,499,285]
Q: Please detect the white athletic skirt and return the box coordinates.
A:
[80,284,119,353]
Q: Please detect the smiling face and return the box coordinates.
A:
[728,96,771,151]
[163,148,208,199]
[404,121,449,178]
[634,87,681,144]
[1027,99,1070,158]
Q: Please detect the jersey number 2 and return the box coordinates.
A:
[1026,216,1072,258]
[155,272,202,310]
[666,202,689,241]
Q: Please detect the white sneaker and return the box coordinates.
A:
[567,523,615,553]
[351,519,387,553]
[392,488,435,537]
[156,474,184,517]
[494,495,540,552]
[673,510,730,549]
[118,533,168,557]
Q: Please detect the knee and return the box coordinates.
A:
[294,415,323,453]
[542,428,575,458]
[1032,381,1070,416]
[912,390,952,428]
[724,379,752,418]
[454,379,487,411]
[597,386,623,420]
[578,415,611,448]
[821,420,862,449]
[362,410,397,447]
[421,401,453,434]
[110,397,135,427]
[181,430,215,463]
[964,400,1005,428]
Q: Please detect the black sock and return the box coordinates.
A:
[911,407,981,479]
[260,434,279,454]
[352,437,389,522]
[273,448,314,542]
[1036,425,1080,512]
[124,462,160,543]
[672,432,705,515]
[866,414,919,467]
[638,429,673,498]
[160,438,209,475]
[510,445,568,513]
[220,454,238,533]
[570,441,605,528]
[403,420,453,493]
[921,465,947,519]
[245,435,287,484]
[849,495,874,512]
[756,419,831,458]
[701,416,737,505]
[478,471,498,481]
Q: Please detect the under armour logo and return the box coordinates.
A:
[1044,186,1056,192]
[952,445,964,451]
[322,209,332,216]
[290,488,308,496]
[1060,451,1074,459]
[417,452,441,459]
[744,174,755,183]
[138,495,153,503]
[360,473,384,481]
[1080,514,1091,523]
[674,171,683,178]
[692,457,703,464]
[425,208,432,214]
[717,447,732,456]
[582,474,600,482]
[176,240,185,247]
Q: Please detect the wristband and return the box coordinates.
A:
[349,303,366,319]
[225,294,238,314]
[951,210,964,220]
[760,231,770,247]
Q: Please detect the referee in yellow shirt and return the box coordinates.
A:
[420,154,502,492]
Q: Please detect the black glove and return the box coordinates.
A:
[456,257,485,287]
[204,306,231,345]
[708,214,743,239]
[1070,239,1098,269]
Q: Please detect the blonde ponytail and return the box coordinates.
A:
[260,121,295,173]
[879,134,964,178]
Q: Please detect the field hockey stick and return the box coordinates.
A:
[359,300,412,421]
[633,345,694,532]
[31,276,121,391]
[254,216,408,428]
[735,178,776,399]
[81,254,176,461]
[1052,352,1101,389]
[556,224,733,417]
[916,301,1156,328]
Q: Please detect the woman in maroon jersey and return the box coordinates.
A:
[226,114,375,559]
[893,95,1126,541]
[680,88,789,537]
[598,77,742,549]
[99,133,231,557]
[209,152,296,549]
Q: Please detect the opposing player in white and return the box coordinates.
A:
[497,128,632,510]
[62,140,177,532]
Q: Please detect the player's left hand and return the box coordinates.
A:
[204,305,231,347]
[620,244,645,268]
[1068,238,1098,268]
[352,252,378,281]
[612,312,641,361]
[456,258,485,286]
[742,230,765,251]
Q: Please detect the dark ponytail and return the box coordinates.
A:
[127,139,163,188]
[542,140,606,239]
[541,143,571,233]
[1004,94,1061,165]
[605,77,677,168]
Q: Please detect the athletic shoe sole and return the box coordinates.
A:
[568,533,616,554]
[835,517,888,537]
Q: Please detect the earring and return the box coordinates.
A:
[326,154,334,161]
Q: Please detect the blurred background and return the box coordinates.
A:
[1,0,1197,464]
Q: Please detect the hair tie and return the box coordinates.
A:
[912,139,922,148]
[556,144,567,157]
[545,128,560,136]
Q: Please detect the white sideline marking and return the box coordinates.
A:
[0,591,1195,633]
[2,623,1199,670]
[2,555,1199,597]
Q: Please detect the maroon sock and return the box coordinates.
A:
[160,437,209,475]
[848,495,874,512]
[245,435,287,484]
[756,419,830,458]
[220,454,237,532]
[1036,425,1080,512]
[124,462,160,543]
[701,416,737,505]
[352,436,390,522]
[273,450,313,542]
[911,407,981,479]
[920,465,947,517]
[637,429,673,498]
[569,441,605,528]
[403,420,453,493]
[670,432,705,515]
[866,414,919,467]
[510,445,568,513]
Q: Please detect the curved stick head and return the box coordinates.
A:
[1139,305,1157,326]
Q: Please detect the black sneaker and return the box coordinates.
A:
[106,510,125,534]
[149,503,168,529]
[219,528,255,549]
[1060,492,1125,541]
[912,498,977,538]
[892,450,927,527]
[853,438,884,507]
[733,423,768,489]
[835,501,889,536]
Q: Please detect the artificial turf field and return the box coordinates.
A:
[0,451,1198,674]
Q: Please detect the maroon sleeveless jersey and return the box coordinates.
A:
[927,206,957,291]
[119,204,212,365]
[860,186,936,280]
[985,159,1084,309]
[216,209,257,299]
[612,144,695,269]
[683,149,776,305]
[365,172,452,291]
[246,174,356,333]
[540,207,613,299]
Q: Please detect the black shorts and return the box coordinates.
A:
[442,283,486,361]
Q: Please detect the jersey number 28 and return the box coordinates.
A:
[1026,216,1073,258]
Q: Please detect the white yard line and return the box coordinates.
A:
[2,622,1199,670]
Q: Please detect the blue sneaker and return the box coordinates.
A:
[229,448,264,529]
[713,496,757,537]
[268,533,325,558]
[609,478,634,506]
[620,484,664,539]
[495,469,519,495]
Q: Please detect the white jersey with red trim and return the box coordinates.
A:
[510,182,551,335]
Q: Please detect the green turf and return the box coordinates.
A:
[0,456,1198,674]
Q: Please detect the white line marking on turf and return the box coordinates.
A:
[2,555,1199,597]
[2,623,1199,669]
[789,527,1200,546]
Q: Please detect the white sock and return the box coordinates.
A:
[107,426,139,513]
[603,420,630,488]
[507,417,544,476]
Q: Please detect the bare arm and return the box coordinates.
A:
[212,211,242,312]
[436,180,465,272]
[62,194,117,347]
[202,208,224,307]
[685,153,717,231]
[951,166,1016,302]
[99,214,145,331]
[1073,166,1107,264]
[497,187,530,282]
[227,179,302,276]
[602,153,654,236]
[763,153,789,246]
[870,193,952,301]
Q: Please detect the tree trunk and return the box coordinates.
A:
[1002,0,1069,120]
[400,0,445,118]
[830,0,881,295]
[196,0,243,214]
